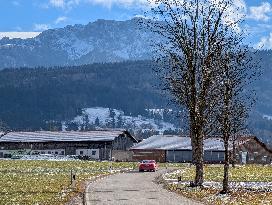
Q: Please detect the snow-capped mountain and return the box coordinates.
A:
[0,18,152,69]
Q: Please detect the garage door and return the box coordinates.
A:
[166,150,192,162]
[204,151,224,162]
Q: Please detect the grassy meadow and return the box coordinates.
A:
[0,160,136,205]
[165,164,272,205]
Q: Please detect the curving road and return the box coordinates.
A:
[86,170,201,205]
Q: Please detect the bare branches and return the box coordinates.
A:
[143,0,257,189]
[142,0,247,187]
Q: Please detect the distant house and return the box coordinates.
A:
[235,136,272,164]
[130,135,272,164]
[0,130,138,160]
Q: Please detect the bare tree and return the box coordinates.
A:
[230,103,251,168]
[143,0,244,186]
[216,46,257,193]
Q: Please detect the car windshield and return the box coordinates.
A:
[142,160,155,163]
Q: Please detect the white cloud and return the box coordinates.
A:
[91,0,128,8]
[12,1,20,6]
[248,2,272,21]
[255,33,272,49]
[33,24,51,31]
[86,0,150,9]
[0,32,40,40]
[221,0,247,32]
[55,16,68,24]
[49,0,65,8]
[49,0,80,10]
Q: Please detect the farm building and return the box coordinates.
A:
[235,136,272,164]
[131,135,225,163]
[130,135,272,164]
[0,130,137,160]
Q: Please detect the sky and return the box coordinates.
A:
[1,0,272,49]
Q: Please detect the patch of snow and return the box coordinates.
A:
[0,32,40,39]
[68,107,176,132]
[20,154,78,161]
[61,122,67,131]
[56,35,94,60]
[0,44,14,48]
[263,114,272,120]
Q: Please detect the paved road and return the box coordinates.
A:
[86,170,201,205]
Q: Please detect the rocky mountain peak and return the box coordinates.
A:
[0,18,152,69]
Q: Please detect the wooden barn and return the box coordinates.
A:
[234,136,272,164]
[0,130,138,160]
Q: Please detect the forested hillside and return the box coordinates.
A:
[0,57,271,144]
[0,61,166,129]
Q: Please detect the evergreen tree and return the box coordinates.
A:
[95,117,100,126]
[82,114,90,131]
[116,115,123,128]
[109,108,116,128]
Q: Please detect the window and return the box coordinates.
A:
[80,151,84,155]
[41,151,45,154]
[55,151,58,155]
[262,156,267,161]
[92,150,96,156]
[249,154,254,161]
[61,151,65,155]
[48,151,51,154]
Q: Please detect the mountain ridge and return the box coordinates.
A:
[0,18,151,69]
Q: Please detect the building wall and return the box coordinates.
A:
[166,150,224,163]
[235,138,272,164]
[112,134,135,150]
[112,150,133,162]
[0,141,114,160]
[204,150,225,163]
[75,149,100,159]
[166,150,192,162]
[132,149,166,162]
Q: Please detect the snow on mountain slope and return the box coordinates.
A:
[65,107,176,133]
[0,18,152,69]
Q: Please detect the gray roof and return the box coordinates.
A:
[0,130,131,143]
[131,135,225,151]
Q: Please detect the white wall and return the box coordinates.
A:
[76,149,99,159]
[0,149,65,157]
[30,149,65,155]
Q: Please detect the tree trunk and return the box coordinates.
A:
[191,125,204,187]
[194,136,204,186]
[232,140,236,168]
[221,138,230,194]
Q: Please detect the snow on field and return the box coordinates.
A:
[68,107,176,132]
[263,114,272,120]
[12,154,76,161]
[163,171,272,192]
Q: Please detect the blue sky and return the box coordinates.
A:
[1,0,272,49]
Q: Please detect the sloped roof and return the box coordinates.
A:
[0,130,137,143]
[131,135,225,151]
[237,136,272,154]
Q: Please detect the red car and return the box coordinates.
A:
[138,160,158,172]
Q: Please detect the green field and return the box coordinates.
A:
[167,164,272,182]
[0,160,136,205]
[165,164,272,205]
